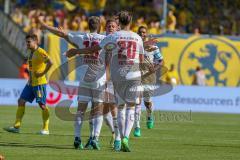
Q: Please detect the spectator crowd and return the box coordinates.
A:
[1,0,239,40]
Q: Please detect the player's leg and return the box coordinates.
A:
[74,101,88,149]
[34,85,50,135]
[75,87,91,149]
[143,73,156,129]
[105,81,121,151]
[85,102,94,149]
[122,80,142,152]
[38,102,50,135]
[117,103,126,139]
[144,97,154,129]
[109,103,121,151]
[4,84,34,133]
[91,101,104,150]
[103,103,115,146]
[113,81,128,151]
[121,102,136,152]
[134,98,142,137]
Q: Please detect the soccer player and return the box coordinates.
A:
[133,26,164,137]
[39,16,106,150]
[66,11,146,152]
[102,18,121,151]
[65,18,121,151]
[4,34,52,135]
[40,16,120,150]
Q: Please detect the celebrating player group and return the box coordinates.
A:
[4,11,164,152]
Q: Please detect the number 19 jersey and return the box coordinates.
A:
[68,32,106,85]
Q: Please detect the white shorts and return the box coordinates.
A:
[113,80,141,105]
[77,81,105,103]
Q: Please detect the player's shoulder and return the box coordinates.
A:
[103,33,116,41]
[90,33,106,39]
[98,34,106,40]
[36,47,49,56]
[37,47,47,53]
[68,32,84,37]
[126,31,143,40]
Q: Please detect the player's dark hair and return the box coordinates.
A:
[117,11,132,26]
[137,26,147,33]
[88,16,100,32]
[25,34,38,41]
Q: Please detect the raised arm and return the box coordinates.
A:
[38,17,68,38]
[144,38,159,48]
[65,45,102,58]
[38,17,78,48]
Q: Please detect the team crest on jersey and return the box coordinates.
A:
[104,42,117,51]
[178,37,240,86]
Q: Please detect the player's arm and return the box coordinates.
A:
[38,17,78,48]
[139,46,144,64]
[143,38,159,48]
[65,34,113,58]
[39,17,67,38]
[65,45,101,58]
[35,52,53,78]
[153,46,164,63]
[35,59,52,78]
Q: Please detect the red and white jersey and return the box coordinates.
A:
[68,32,106,85]
[68,32,105,49]
[100,30,144,80]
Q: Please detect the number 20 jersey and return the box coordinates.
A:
[99,30,145,81]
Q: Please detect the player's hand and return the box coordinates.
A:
[38,16,46,29]
[38,16,44,24]
[65,48,78,58]
[144,38,158,46]
[57,26,67,35]
[145,45,158,52]
[149,64,155,73]
[34,72,44,78]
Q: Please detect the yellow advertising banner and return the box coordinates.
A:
[156,35,240,86]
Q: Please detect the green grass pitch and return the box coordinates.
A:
[0,106,240,160]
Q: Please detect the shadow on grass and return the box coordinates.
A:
[1,128,115,138]
[0,141,73,150]
[0,141,116,152]
[1,129,74,137]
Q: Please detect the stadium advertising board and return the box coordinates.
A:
[153,85,240,114]
[0,79,239,114]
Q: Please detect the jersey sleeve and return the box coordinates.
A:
[153,46,163,64]
[153,46,163,60]
[39,49,50,62]
[68,33,84,47]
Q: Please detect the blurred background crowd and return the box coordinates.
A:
[1,0,240,41]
